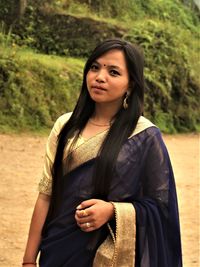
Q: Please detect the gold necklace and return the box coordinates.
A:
[89,119,111,127]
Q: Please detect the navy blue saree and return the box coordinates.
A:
[38,114,182,267]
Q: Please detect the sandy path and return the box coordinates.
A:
[0,133,199,267]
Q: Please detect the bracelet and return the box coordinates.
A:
[22,263,37,266]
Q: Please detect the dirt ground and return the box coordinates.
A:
[0,133,199,267]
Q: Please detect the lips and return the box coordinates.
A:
[91,85,107,91]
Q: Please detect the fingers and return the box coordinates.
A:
[75,210,92,224]
[76,209,89,217]
[76,199,97,210]
[75,202,95,232]
[75,199,114,232]
[79,221,95,232]
[75,211,95,232]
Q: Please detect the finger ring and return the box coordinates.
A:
[82,210,88,217]
[86,222,90,228]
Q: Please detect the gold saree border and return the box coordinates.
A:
[129,115,156,138]
[64,116,155,173]
[93,202,136,267]
[63,130,108,173]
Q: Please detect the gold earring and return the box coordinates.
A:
[123,92,129,109]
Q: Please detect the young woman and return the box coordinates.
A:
[22,39,182,267]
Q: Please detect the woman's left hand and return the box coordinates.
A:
[75,199,114,232]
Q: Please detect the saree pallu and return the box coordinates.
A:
[93,202,136,267]
[39,117,182,267]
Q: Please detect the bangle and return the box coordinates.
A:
[22,263,36,266]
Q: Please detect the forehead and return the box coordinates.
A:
[96,49,127,68]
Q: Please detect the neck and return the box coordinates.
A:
[92,102,121,123]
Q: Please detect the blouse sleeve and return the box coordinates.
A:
[38,112,72,195]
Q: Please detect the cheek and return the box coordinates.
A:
[115,81,129,94]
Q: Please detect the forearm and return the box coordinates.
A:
[23,193,50,263]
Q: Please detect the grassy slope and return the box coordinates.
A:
[0,44,84,132]
[0,0,199,132]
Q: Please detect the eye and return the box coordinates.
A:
[90,63,99,71]
[110,69,120,76]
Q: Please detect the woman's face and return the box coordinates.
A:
[86,49,130,109]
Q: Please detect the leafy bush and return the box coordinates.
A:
[124,20,200,132]
[8,4,123,57]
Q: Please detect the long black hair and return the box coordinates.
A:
[44,39,145,228]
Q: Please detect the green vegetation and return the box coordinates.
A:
[0,0,199,133]
[0,45,84,132]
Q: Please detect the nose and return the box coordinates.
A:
[95,70,106,83]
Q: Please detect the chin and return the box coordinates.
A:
[89,94,105,103]
[91,98,106,104]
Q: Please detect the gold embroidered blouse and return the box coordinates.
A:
[38,112,155,196]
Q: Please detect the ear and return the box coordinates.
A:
[128,81,135,91]
[127,89,131,96]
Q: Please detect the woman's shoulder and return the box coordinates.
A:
[56,112,73,125]
[128,117,166,153]
[129,116,159,138]
[52,112,72,134]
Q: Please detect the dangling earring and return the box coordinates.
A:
[123,92,129,109]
